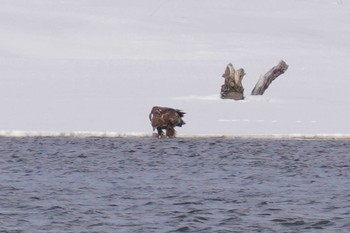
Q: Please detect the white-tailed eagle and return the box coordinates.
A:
[149,106,186,138]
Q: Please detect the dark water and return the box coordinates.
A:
[1,137,350,233]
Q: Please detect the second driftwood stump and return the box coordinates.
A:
[251,60,289,95]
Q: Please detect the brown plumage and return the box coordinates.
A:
[149,106,186,138]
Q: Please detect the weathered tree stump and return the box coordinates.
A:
[220,63,245,100]
[251,60,289,95]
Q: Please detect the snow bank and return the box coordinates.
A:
[0,0,349,136]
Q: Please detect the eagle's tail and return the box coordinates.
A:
[175,109,186,127]
[175,109,186,118]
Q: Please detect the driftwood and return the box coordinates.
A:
[220,60,288,100]
[251,60,289,95]
[220,63,246,100]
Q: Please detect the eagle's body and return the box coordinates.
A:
[149,106,186,138]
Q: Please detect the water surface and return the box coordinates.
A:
[1,137,349,232]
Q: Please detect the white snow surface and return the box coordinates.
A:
[0,0,349,137]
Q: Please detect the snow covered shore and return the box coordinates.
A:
[0,0,349,136]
